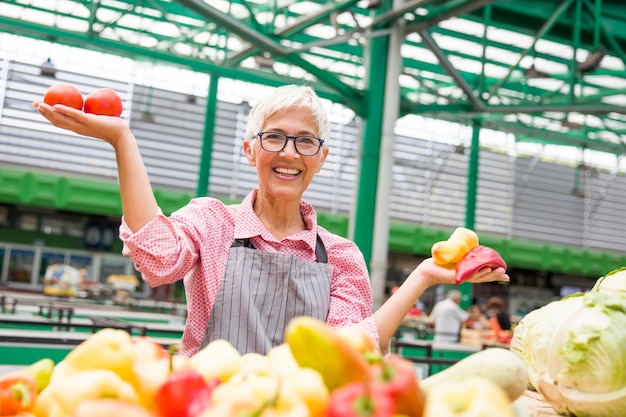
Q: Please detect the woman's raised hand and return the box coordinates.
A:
[33,102,130,149]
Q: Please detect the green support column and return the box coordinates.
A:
[465,122,480,230]
[351,3,390,267]
[459,121,481,308]
[196,75,219,197]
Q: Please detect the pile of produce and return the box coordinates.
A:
[0,317,528,417]
[510,267,626,417]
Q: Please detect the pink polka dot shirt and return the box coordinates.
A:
[120,189,379,356]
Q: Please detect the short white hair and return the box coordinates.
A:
[244,85,330,147]
[447,289,462,301]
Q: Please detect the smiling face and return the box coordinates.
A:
[244,106,328,205]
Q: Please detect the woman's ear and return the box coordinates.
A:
[314,147,329,173]
[243,140,256,166]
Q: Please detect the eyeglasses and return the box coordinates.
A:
[257,132,325,156]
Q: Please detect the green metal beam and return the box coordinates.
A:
[196,75,219,197]
[174,0,364,106]
[352,2,390,264]
[0,17,349,107]
[227,0,362,65]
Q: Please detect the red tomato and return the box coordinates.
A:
[43,84,84,110]
[154,370,219,417]
[83,88,123,117]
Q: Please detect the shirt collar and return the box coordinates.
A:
[234,189,319,250]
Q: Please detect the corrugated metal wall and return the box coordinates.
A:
[2,55,626,254]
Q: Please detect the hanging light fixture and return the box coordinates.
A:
[578,46,606,75]
[140,86,155,123]
[254,55,274,70]
[524,64,551,79]
[561,119,583,129]
[39,58,56,77]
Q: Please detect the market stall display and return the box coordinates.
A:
[0,317,548,417]
[106,274,140,304]
[3,262,624,416]
[42,264,83,298]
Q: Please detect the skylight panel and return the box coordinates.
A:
[304,23,337,40]
[439,18,486,38]
[288,1,323,15]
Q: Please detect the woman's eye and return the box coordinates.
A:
[298,137,316,146]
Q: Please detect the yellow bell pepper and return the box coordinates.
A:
[33,329,137,417]
[61,329,136,382]
[203,373,309,417]
[189,339,243,383]
[285,368,329,417]
[266,343,330,416]
[423,376,515,417]
[48,369,139,417]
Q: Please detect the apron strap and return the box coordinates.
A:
[231,234,328,263]
[231,238,256,249]
[314,234,327,263]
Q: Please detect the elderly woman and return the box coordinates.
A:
[33,84,508,356]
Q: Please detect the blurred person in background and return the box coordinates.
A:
[429,289,469,343]
[486,296,514,345]
[487,296,511,331]
[465,303,490,330]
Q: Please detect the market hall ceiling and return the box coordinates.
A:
[1,0,625,154]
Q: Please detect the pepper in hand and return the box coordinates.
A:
[0,373,38,416]
[455,245,507,284]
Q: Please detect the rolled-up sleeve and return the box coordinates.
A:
[119,207,202,287]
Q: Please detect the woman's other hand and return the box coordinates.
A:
[412,257,509,288]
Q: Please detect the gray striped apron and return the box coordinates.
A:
[200,234,332,354]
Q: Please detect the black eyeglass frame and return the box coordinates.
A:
[256,131,325,156]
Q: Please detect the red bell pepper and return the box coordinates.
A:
[455,245,507,284]
[327,381,395,417]
[154,369,220,417]
[369,355,424,417]
[0,373,38,416]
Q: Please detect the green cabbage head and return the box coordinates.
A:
[591,267,626,296]
[510,268,626,417]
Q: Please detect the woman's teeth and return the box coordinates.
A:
[275,167,300,176]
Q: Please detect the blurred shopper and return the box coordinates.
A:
[487,296,511,331]
[487,296,513,344]
[429,289,469,343]
[465,304,490,330]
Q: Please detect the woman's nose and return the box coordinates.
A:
[280,138,300,156]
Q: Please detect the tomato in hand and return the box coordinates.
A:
[84,88,123,117]
[43,84,84,110]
